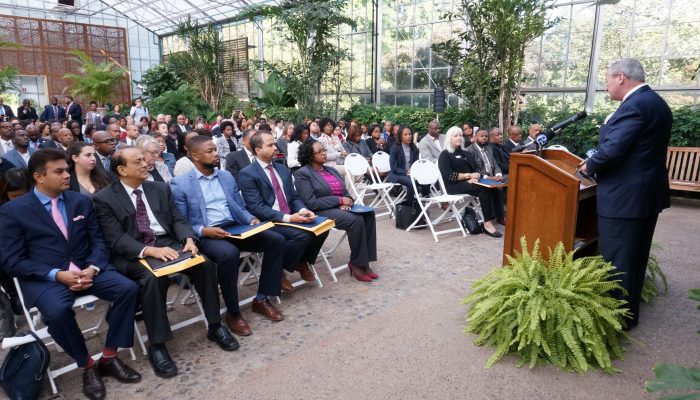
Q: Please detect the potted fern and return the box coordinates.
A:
[63,49,127,108]
[464,238,630,373]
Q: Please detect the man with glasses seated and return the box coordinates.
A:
[91,131,117,180]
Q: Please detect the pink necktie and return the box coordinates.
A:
[51,197,81,272]
[266,164,291,215]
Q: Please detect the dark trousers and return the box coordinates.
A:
[598,214,659,325]
[270,225,329,272]
[32,270,138,367]
[0,270,17,298]
[122,237,221,344]
[198,230,285,315]
[317,209,377,267]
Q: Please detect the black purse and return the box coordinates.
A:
[395,200,425,230]
[461,207,483,234]
[0,331,50,400]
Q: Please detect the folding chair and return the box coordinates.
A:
[317,228,349,282]
[371,151,405,216]
[4,278,138,395]
[345,154,395,217]
[406,159,468,242]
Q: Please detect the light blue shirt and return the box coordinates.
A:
[34,187,66,282]
[195,168,234,235]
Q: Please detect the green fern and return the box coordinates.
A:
[464,237,630,374]
[642,243,668,304]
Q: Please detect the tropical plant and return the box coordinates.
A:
[139,63,184,99]
[252,71,296,108]
[432,0,558,129]
[146,84,211,120]
[642,244,668,304]
[62,49,127,106]
[464,237,630,374]
[238,0,356,117]
[0,40,21,93]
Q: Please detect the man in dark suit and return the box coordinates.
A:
[239,131,328,285]
[91,130,116,177]
[503,125,522,153]
[175,114,193,157]
[579,58,673,330]
[64,96,83,128]
[171,136,286,335]
[93,147,238,379]
[0,97,13,121]
[466,129,506,223]
[0,149,141,399]
[2,130,36,168]
[40,96,66,123]
[225,129,255,180]
[40,127,73,152]
[489,127,510,175]
[25,124,44,150]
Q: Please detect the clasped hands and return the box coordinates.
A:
[340,196,353,211]
[57,268,96,292]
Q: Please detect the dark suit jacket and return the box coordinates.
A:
[503,138,520,153]
[491,143,510,174]
[238,160,307,222]
[93,180,194,272]
[388,144,419,182]
[293,165,350,211]
[39,139,60,149]
[0,190,112,305]
[1,148,35,168]
[225,149,252,180]
[365,138,387,154]
[465,143,503,177]
[40,104,66,122]
[65,103,83,126]
[165,136,179,159]
[586,85,672,218]
[16,106,38,121]
[0,105,14,120]
[0,157,16,173]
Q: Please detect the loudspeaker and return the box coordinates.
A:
[58,0,75,6]
[434,88,446,113]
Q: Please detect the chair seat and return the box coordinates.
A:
[421,194,465,203]
[365,182,395,190]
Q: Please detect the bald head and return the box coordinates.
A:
[25,124,39,141]
[528,124,542,138]
[57,128,74,147]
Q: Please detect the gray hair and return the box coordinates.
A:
[608,58,645,82]
[444,126,463,153]
[135,134,158,151]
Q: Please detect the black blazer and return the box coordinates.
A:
[93,180,194,272]
[0,105,14,120]
[65,103,83,126]
[293,165,350,211]
[165,136,178,158]
[39,140,60,149]
[586,85,673,218]
[238,160,307,222]
[491,143,510,174]
[16,106,37,121]
[365,138,387,154]
[388,143,419,182]
[437,148,481,195]
[225,149,252,180]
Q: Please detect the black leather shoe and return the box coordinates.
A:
[148,345,178,378]
[207,324,240,352]
[483,228,503,238]
[97,356,142,383]
[82,367,106,400]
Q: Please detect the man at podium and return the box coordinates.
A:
[579,58,672,330]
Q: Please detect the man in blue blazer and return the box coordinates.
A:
[40,96,66,123]
[580,58,673,329]
[238,131,328,286]
[1,129,36,168]
[0,149,141,399]
[171,135,286,334]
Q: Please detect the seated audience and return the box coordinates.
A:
[171,136,286,331]
[224,129,255,180]
[173,131,200,176]
[461,122,474,150]
[504,125,522,153]
[93,147,238,379]
[317,118,347,178]
[2,129,35,168]
[213,120,238,170]
[417,120,444,163]
[343,124,373,159]
[153,134,176,175]
[68,142,111,197]
[365,124,387,154]
[68,120,82,143]
[135,135,172,183]
[294,140,378,282]
[91,130,117,177]
[308,120,321,140]
[438,127,503,237]
[286,124,311,171]
[0,149,142,398]
[239,131,329,287]
[489,127,510,175]
[276,122,294,160]
[388,125,426,201]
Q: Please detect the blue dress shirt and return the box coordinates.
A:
[195,168,234,235]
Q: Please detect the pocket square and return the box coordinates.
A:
[73,215,85,221]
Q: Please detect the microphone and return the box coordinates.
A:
[511,111,588,152]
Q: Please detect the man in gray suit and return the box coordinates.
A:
[466,129,506,224]
[417,120,445,163]
[1,130,36,168]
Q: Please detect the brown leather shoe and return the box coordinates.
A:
[97,356,141,383]
[295,262,315,282]
[225,314,252,336]
[280,273,293,292]
[252,299,284,321]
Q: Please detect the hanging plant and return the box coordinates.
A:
[464,237,630,374]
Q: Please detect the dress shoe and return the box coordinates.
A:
[82,367,106,400]
[483,228,503,238]
[97,356,141,383]
[364,266,380,280]
[252,299,284,321]
[207,324,240,351]
[348,263,372,282]
[280,273,293,292]
[226,314,252,336]
[148,345,178,378]
[295,262,316,282]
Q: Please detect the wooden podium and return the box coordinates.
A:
[502,149,598,265]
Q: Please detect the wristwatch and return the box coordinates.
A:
[87,265,100,276]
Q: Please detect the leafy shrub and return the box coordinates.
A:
[642,244,668,304]
[146,84,211,119]
[464,238,630,373]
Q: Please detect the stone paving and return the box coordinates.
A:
[2,198,699,400]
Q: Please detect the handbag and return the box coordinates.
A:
[461,207,483,234]
[0,331,50,400]
[395,200,425,230]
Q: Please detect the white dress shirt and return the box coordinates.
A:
[120,181,167,236]
[256,159,306,222]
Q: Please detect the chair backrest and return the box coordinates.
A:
[372,151,391,173]
[409,159,440,186]
[345,153,370,177]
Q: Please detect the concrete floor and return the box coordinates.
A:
[4,198,699,400]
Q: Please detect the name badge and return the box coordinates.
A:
[455,155,462,158]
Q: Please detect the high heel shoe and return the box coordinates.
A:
[348,263,372,282]
[364,266,379,280]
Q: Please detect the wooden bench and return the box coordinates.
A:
[667,147,700,192]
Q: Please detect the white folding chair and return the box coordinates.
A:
[407,159,468,242]
[371,151,404,216]
[317,228,349,282]
[345,153,395,218]
[3,278,138,394]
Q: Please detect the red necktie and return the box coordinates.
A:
[266,164,291,215]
